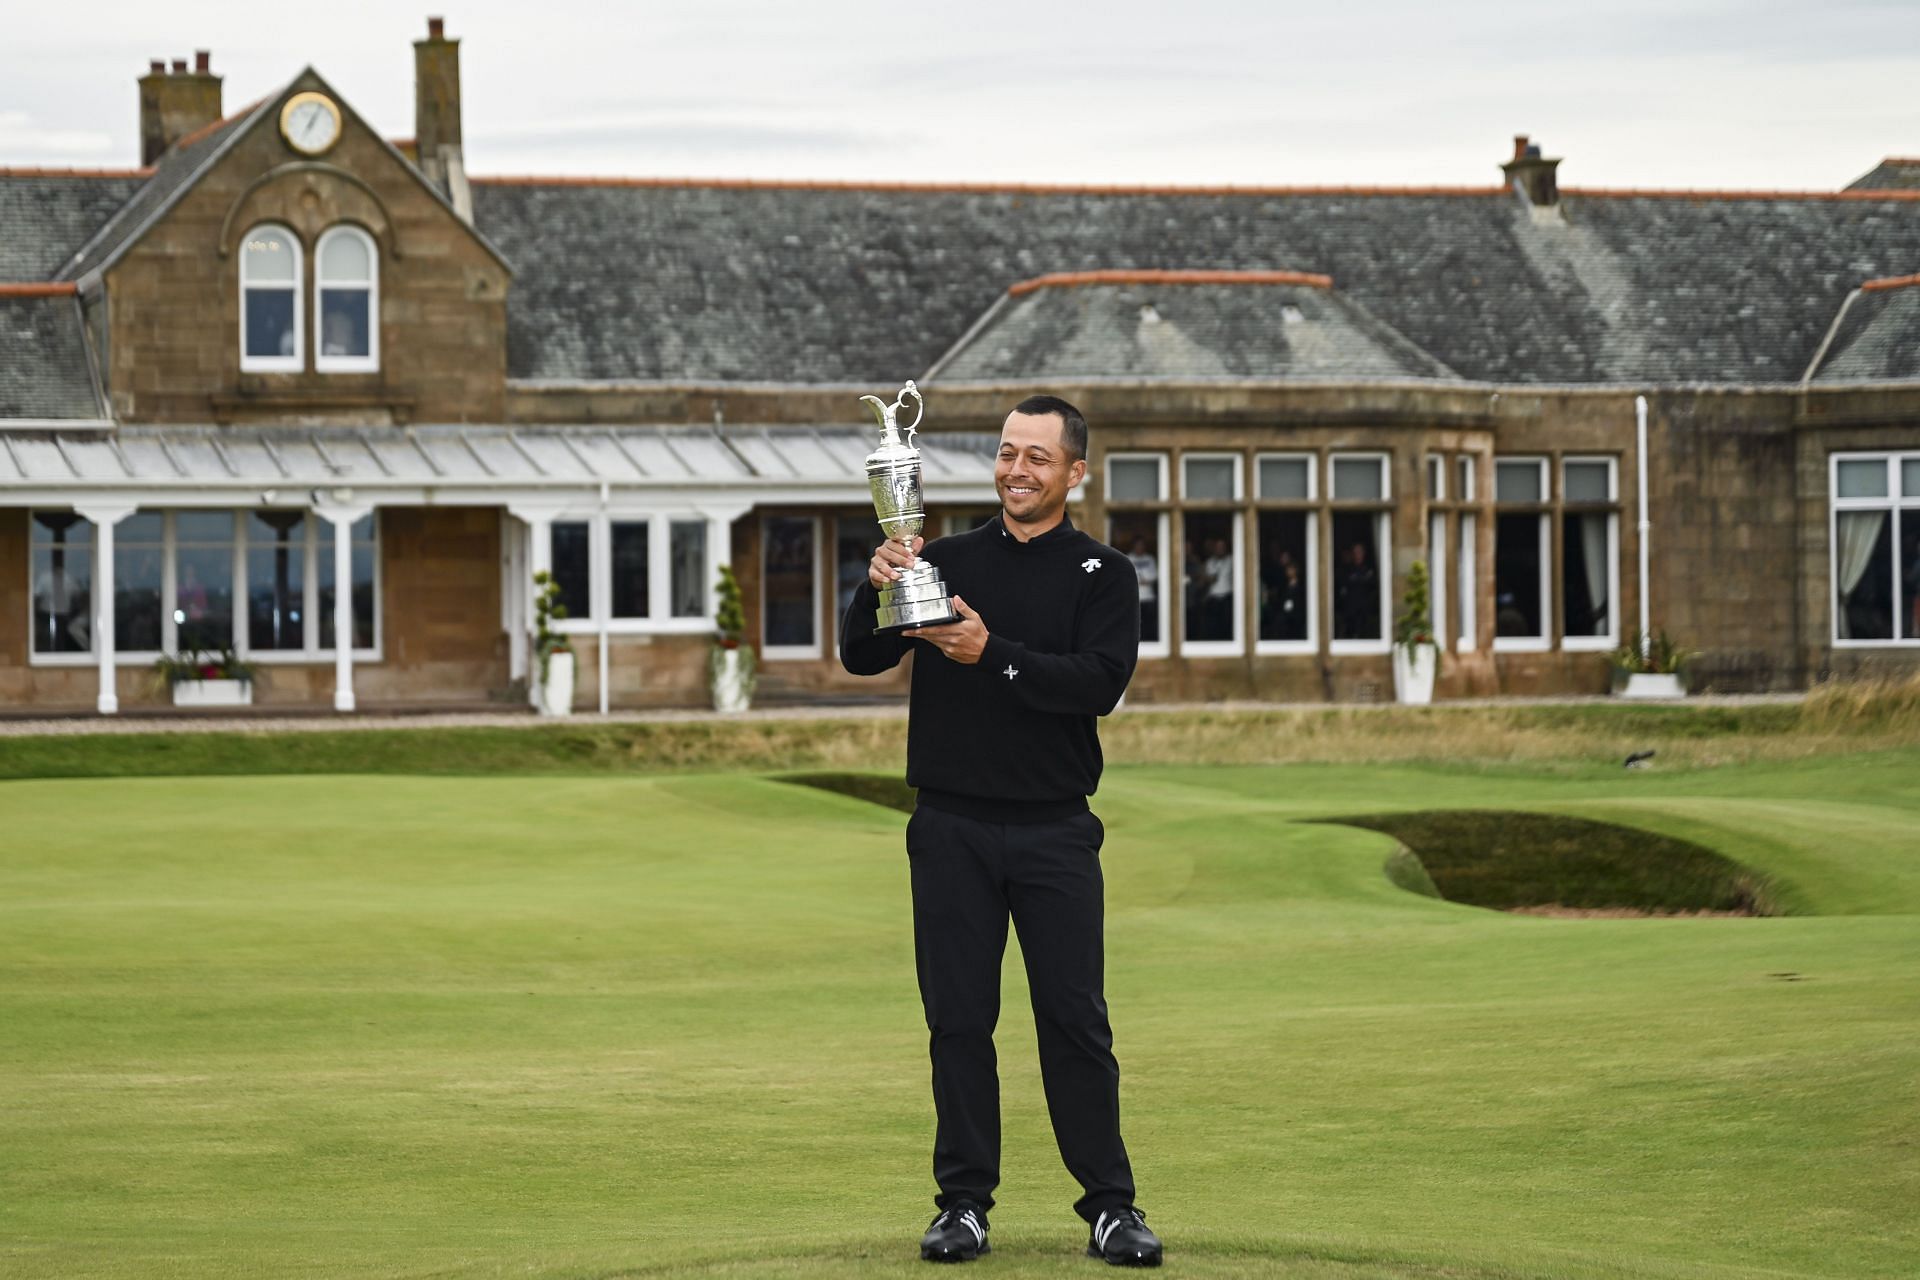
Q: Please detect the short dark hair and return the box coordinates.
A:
[1012,394,1088,462]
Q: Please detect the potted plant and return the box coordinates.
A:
[532,569,575,717]
[1607,631,1693,698]
[153,648,257,708]
[1392,559,1440,705]
[709,564,756,714]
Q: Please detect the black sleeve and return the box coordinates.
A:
[978,556,1139,716]
[838,580,912,675]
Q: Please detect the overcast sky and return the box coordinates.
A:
[4,1,1917,189]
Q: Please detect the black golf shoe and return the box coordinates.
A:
[1088,1206,1161,1267]
[920,1202,990,1262]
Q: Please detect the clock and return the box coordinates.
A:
[279,92,342,156]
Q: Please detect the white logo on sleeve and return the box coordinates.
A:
[1081,557,1103,574]
[1002,665,1019,680]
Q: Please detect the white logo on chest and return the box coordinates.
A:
[1081,558,1103,574]
[1002,665,1019,680]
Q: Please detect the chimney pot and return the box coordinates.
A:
[149,59,166,74]
[195,50,211,73]
[141,52,223,163]
[171,58,187,74]
[1500,135,1562,209]
[1512,134,1529,161]
[428,16,445,38]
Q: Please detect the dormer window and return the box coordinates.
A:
[316,225,378,372]
[240,224,302,372]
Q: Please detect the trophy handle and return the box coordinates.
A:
[897,381,925,437]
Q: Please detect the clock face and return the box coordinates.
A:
[279,92,341,156]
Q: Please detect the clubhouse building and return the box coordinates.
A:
[4,20,1920,715]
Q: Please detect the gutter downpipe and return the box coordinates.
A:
[599,481,611,715]
[1636,395,1651,663]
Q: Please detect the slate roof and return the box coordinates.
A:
[0,170,147,280]
[470,179,1920,388]
[1846,159,1920,192]
[931,270,1460,383]
[1808,279,1920,384]
[0,423,999,495]
[0,291,104,421]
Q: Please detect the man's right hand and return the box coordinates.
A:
[869,536,925,588]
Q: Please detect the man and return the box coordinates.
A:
[840,395,1163,1268]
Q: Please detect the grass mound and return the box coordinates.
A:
[1323,809,1778,915]
[777,771,916,813]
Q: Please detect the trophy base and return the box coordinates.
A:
[875,565,958,634]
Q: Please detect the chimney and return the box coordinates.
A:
[413,16,472,221]
[138,51,222,166]
[1500,134,1562,208]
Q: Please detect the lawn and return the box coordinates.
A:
[2,749,1917,1278]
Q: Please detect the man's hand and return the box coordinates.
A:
[904,595,988,665]
[869,536,925,589]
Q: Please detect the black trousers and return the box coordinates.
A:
[905,804,1136,1221]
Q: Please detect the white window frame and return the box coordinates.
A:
[1253,453,1317,656]
[1560,456,1620,652]
[27,507,382,666]
[1179,509,1245,658]
[1495,456,1548,505]
[1106,510,1172,660]
[1428,510,1447,651]
[1255,451,1317,502]
[1456,454,1477,502]
[314,224,379,374]
[551,510,724,639]
[1492,456,1551,652]
[1329,451,1392,503]
[1830,451,1920,648]
[1327,509,1392,656]
[238,223,303,373]
[1457,513,1478,651]
[761,514,823,660]
[1180,452,1243,503]
[1107,452,1169,503]
[1426,454,1446,501]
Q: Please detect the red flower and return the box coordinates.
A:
[199,664,219,678]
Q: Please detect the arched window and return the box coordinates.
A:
[315,225,378,372]
[239,224,302,372]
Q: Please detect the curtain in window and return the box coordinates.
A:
[1580,514,1609,628]
[1835,510,1887,640]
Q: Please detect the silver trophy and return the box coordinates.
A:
[861,380,960,634]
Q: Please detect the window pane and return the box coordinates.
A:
[1109,457,1163,501]
[1457,456,1475,501]
[1495,512,1545,638]
[176,511,234,543]
[320,232,371,280]
[1835,510,1893,640]
[551,522,591,621]
[319,289,371,358]
[1109,512,1162,645]
[1904,459,1920,499]
[1565,461,1611,503]
[1563,512,1612,638]
[116,522,164,651]
[247,511,307,651]
[242,229,296,282]
[31,512,92,654]
[1182,512,1237,642]
[836,519,874,631]
[1903,511,1920,641]
[1184,457,1236,501]
[1836,459,1888,499]
[1457,514,1477,649]
[669,520,706,618]
[1332,457,1384,501]
[1426,456,1444,500]
[1258,511,1310,642]
[317,523,377,650]
[764,517,817,647]
[174,542,234,653]
[1258,456,1310,500]
[610,520,649,618]
[1496,460,1544,503]
[1428,512,1447,647]
[1330,511,1383,641]
[244,288,295,359]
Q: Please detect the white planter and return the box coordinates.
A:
[711,647,752,714]
[539,650,576,717]
[172,678,253,708]
[1392,643,1438,705]
[1620,672,1685,699]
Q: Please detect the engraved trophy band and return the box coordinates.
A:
[861,380,960,634]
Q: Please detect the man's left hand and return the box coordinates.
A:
[904,595,989,665]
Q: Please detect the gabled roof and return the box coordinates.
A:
[1807,274,1920,384]
[471,178,1920,388]
[0,286,106,422]
[927,270,1460,383]
[0,169,148,280]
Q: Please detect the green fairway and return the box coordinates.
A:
[3,752,1917,1278]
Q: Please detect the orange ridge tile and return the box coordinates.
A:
[1861,272,1920,293]
[0,281,80,297]
[0,165,153,179]
[468,174,1506,198]
[1564,185,1920,202]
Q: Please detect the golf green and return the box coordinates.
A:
[2,753,1916,1278]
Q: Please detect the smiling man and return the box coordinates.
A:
[840,395,1162,1267]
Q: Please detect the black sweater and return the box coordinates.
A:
[839,513,1140,821]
